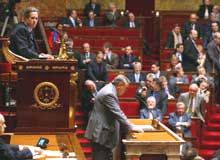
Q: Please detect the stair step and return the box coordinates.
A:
[76,111,84,117]
[82,147,92,154]
[206,123,220,131]
[202,131,220,140]
[76,129,86,135]
[200,140,220,149]
[209,114,220,122]
[199,149,215,159]
[75,120,86,126]
[213,107,220,113]
[79,138,90,144]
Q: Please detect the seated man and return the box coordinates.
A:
[169,43,184,63]
[150,61,168,79]
[168,102,192,138]
[159,76,181,100]
[122,12,140,29]
[150,78,168,116]
[87,51,108,89]
[81,42,96,68]
[140,96,162,122]
[62,9,82,27]
[197,0,213,19]
[119,45,138,69]
[198,80,211,103]
[126,61,146,83]
[135,73,155,109]
[83,0,101,17]
[169,67,189,86]
[191,66,214,88]
[83,11,100,27]
[9,7,53,59]
[178,83,205,122]
[103,42,119,69]
[165,24,183,49]
[104,2,120,27]
[0,113,43,159]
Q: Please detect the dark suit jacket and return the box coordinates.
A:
[151,90,168,116]
[183,21,203,39]
[83,2,101,17]
[81,52,96,68]
[0,137,33,160]
[104,11,121,27]
[9,22,39,59]
[126,72,146,83]
[207,40,220,73]
[182,38,199,72]
[66,48,83,68]
[165,31,183,48]
[87,61,108,82]
[61,17,80,27]
[122,20,140,29]
[197,4,213,19]
[119,54,138,69]
[83,18,100,27]
[203,31,217,48]
[168,112,192,137]
[140,107,162,122]
[85,83,133,149]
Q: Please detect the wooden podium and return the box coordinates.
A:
[123,119,185,160]
[15,60,78,132]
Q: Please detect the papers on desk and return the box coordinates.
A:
[33,151,76,159]
[136,125,157,132]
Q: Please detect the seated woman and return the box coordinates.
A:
[48,23,63,54]
[140,96,162,122]
[166,54,182,73]
[169,67,189,86]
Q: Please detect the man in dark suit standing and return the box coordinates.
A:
[9,7,53,59]
[0,113,43,159]
[168,102,192,137]
[122,12,140,29]
[183,13,203,39]
[83,11,100,27]
[87,51,108,89]
[85,75,143,160]
[182,30,199,72]
[207,32,220,105]
[203,22,220,48]
[197,0,213,19]
[126,62,146,83]
[83,0,101,17]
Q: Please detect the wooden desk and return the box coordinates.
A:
[123,119,185,160]
[9,133,85,160]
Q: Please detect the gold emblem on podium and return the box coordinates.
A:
[32,82,62,109]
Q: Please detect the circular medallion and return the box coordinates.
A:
[33,82,59,109]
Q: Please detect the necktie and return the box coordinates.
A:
[148,110,153,119]
[187,96,195,114]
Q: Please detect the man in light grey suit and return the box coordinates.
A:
[178,83,205,122]
[85,75,143,160]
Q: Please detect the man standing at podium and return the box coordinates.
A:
[0,113,43,159]
[9,6,52,59]
[85,75,143,160]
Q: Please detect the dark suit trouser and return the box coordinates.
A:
[92,142,113,160]
[215,73,220,104]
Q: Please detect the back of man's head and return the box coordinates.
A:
[112,74,130,86]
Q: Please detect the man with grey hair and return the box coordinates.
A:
[168,102,192,137]
[207,32,220,105]
[9,7,53,59]
[178,83,205,122]
[85,74,143,160]
[0,113,43,159]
